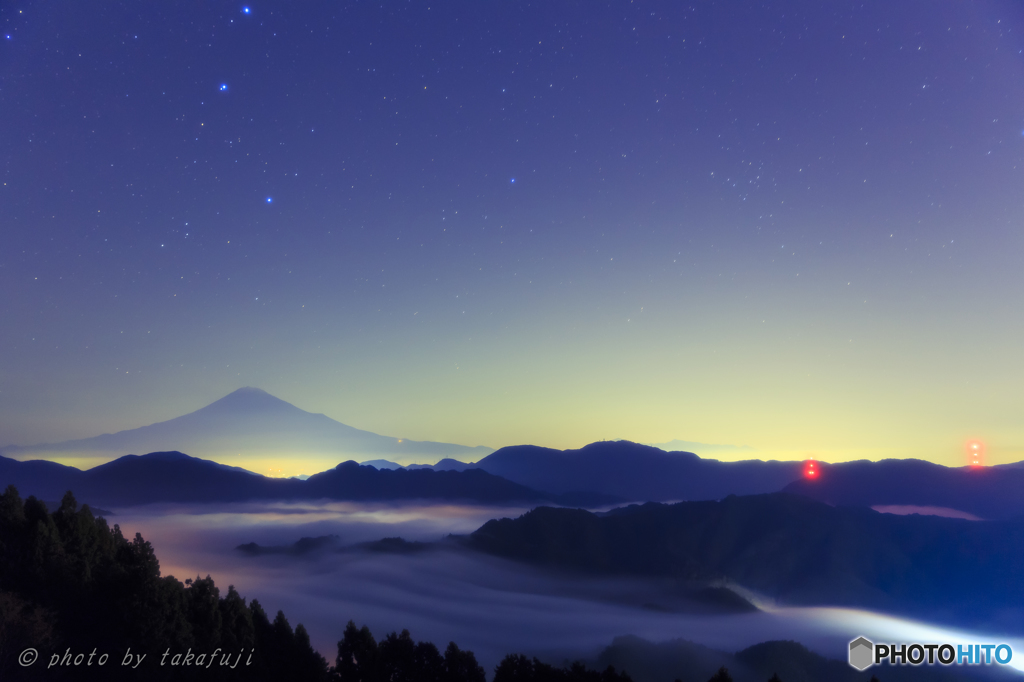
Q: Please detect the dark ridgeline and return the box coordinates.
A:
[0,452,617,508]
[303,461,615,507]
[444,442,1024,519]
[7,441,1024,519]
[466,493,1024,628]
[783,458,1024,520]
[463,442,805,502]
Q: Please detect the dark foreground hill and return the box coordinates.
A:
[0,452,616,508]
[783,458,1024,520]
[460,441,805,502]
[466,493,1024,629]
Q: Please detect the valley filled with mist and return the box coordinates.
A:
[105,495,1024,680]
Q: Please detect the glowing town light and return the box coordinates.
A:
[804,459,818,478]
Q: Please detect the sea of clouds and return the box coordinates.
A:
[109,501,1024,675]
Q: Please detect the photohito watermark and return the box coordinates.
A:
[849,637,1013,671]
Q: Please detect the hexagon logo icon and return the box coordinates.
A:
[849,637,874,671]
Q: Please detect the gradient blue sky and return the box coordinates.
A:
[2,0,1023,466]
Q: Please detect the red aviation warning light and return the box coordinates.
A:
[966,440,986,467]
[804,459,818,479]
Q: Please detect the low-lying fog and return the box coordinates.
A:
[110,501,1024,675]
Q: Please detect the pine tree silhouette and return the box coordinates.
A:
[707,667,733,682]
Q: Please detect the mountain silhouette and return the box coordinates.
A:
[465,492,1024,628]
[302,460,614,506]
[434,442,1024,514]
[782,458,1024,520]
[0,387,493,475]
[463,441,805,502]
[0,450,616,508]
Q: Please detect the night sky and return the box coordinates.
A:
[3,1,1023,466]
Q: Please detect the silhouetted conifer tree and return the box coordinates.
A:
[445,641,487,682]
[220,584,256,651]
[707,667,732,682]
[336,620,381,682]
[414,640,446,682]
[380,629,418,682]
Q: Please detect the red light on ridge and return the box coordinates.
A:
[965,440,986,467]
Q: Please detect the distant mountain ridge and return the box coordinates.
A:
[405,443,1024,517]
[783,458,1024,520]
[0,388,493,475]
[360,441,805,502]
[0,450,616,508]
[10,390,1024,514]
[459,441,806,502]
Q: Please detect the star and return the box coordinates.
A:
[219,84,228,91]
[266,197,273,203]
[242,6,251,14]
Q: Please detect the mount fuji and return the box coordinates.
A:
[0,388,492,477]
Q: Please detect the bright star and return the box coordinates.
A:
[510,178,516,184]
[243,6,251,13]
[219,84,228,91]
[266,197,273,203]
